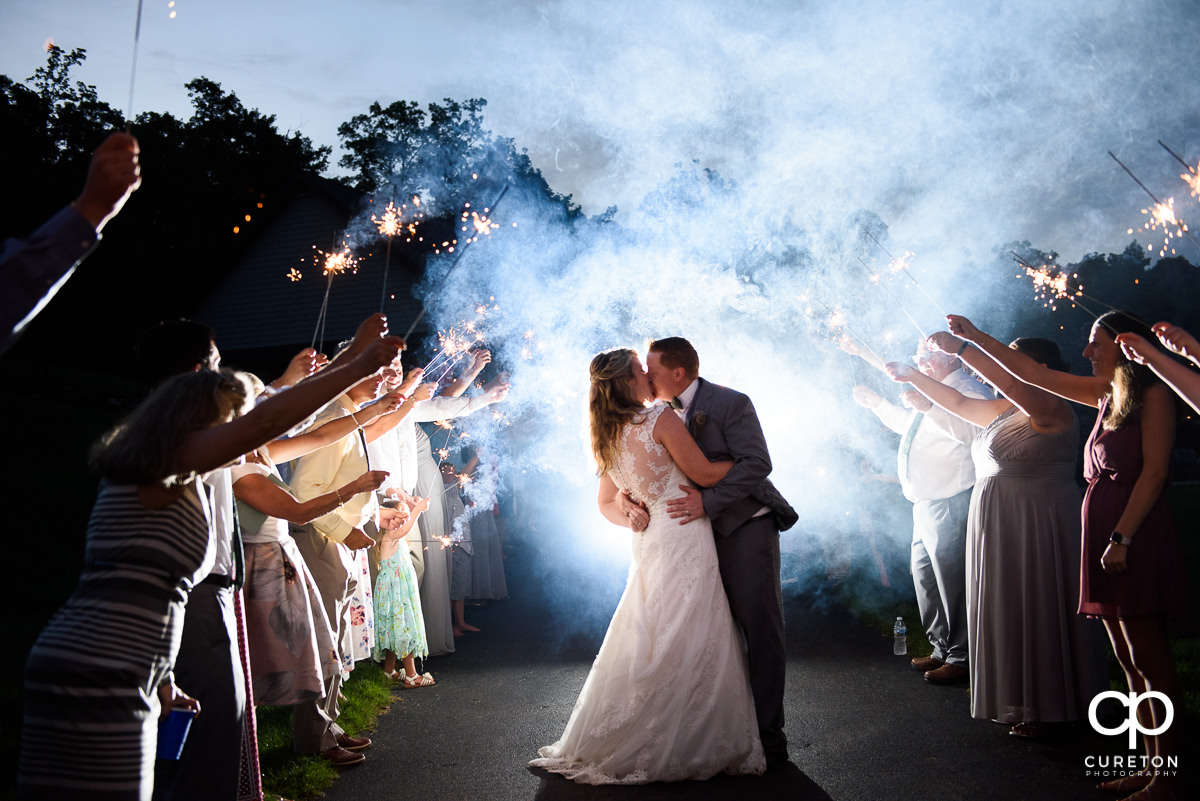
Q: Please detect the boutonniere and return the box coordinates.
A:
[690,411,707,434]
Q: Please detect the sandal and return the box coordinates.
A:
[402,671,436,688]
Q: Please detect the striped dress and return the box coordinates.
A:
[18,479,214,801]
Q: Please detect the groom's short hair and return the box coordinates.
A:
[648,337,699,379]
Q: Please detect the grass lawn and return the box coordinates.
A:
[257,662,397,801]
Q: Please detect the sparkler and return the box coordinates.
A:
[1010,252,1114,318]
[855,258,927,338]
[1108,151,1200,256]
[420,469,480,520]
[812,298,885,366]
[421,306,491,383]
[125,0,145,127]
[372,197,425,313]
[863,231,948,317]
[1156,140,1200,198]
[309,243,360,351]
[404,183,510,340]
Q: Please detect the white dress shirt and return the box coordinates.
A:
[872,369,985,503]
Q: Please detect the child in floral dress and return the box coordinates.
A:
[372,492,436,687]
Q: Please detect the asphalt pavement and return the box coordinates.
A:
[318,541,1196,801]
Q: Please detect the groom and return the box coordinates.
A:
[641,337,796,767]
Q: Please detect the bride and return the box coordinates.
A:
[530,348,765,785]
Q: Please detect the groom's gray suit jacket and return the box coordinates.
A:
[686,377,797,536]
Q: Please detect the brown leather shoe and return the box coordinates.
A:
[337,734,372,752]
[910,655,944,672]
[323,746,365,767]
[924,663,968,684]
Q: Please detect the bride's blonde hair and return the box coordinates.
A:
[589,348,647,475]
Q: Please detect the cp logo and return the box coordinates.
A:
[1088,691,1174,750]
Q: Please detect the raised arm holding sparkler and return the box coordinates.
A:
[885,354,1010,429]
[2,132,141,354]
[1116,323,1200,416]
[838,333,888,372]
[327,313,400,366]
[892,331,1109,739]
[945,315,1106,407]
[925,331,1074,434]
[441,349,492,397]
[945,313,1186,795]
[361,382,436,444]
[270,347,330,391]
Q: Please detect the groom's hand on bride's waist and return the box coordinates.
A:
[666,486,704,525]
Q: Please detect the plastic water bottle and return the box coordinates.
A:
[893,617,907,655]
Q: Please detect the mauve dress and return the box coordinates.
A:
[966,409,1108,724]
[1079,397,1194,631]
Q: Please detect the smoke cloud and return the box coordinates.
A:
[352,0,1200,636]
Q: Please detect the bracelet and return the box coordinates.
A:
[335,487,345,507]
[956,340,971,357]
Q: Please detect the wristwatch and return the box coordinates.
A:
[1109,531,1130,546]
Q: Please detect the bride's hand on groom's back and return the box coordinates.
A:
[618,490,649,532]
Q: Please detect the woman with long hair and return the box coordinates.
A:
[886,334,1107,737]
[948,312,1190,801]
[18,331,401,801]
[531,348,764,784]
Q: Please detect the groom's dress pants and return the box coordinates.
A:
[715,514,787,760]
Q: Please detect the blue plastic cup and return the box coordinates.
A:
[156,708,196,760]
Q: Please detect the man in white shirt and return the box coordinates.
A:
[851,338,987,684]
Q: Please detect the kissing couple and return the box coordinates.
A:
[531,337,798,784]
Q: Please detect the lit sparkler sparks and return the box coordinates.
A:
[1125,197,1193,258]
[521,329,540,360]
[371,198,425,313]
[856,258,927,338]
[423,307,492,380]
[404,184,511,340]
[1011,252,1114,317]
[461,203,500,242]
[813,298,884,365]
[305,241,360,350]
[863,231,948,316]
[314,244,360,277]
[1109,150,1200,256]
[1157,140,1200,200]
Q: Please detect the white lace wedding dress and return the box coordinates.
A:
[531,405,765,784]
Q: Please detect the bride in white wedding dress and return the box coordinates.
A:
[530,348,765,785]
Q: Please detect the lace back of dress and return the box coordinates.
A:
[610,407,677,507]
